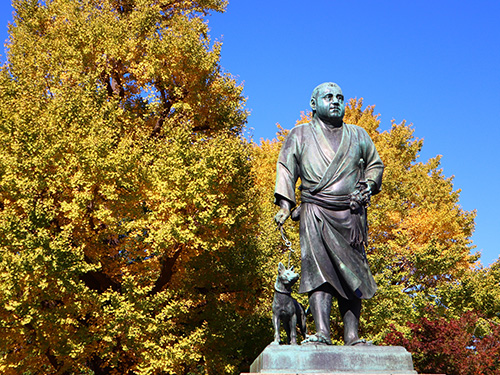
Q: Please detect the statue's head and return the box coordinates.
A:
[310,82,345,124]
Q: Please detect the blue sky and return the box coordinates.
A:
[1,1,499,266]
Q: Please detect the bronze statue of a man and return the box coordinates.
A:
[274,82,384,345]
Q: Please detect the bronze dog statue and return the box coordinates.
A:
[271,262,307,345]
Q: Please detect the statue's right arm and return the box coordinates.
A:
[274,197,293,225]
[274,127,302,225]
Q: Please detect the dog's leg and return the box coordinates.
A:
[272,313,281,345]
[289,313,298,345]
[283,316,292,345]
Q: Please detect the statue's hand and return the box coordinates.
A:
[360,181,376,200]
[274,208,291,225]
[275,198,293,225]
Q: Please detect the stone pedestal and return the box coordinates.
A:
[244,344,417,374]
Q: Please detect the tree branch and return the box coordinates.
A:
[149,247,182,296]
[80,256,121,294]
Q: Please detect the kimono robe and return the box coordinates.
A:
[274,118,384,299]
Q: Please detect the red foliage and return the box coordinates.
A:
[383,309,500,375]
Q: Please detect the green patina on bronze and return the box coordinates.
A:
[249,345,416,374]
[274,82,384,346]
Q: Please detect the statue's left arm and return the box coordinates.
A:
[360,129,384,197]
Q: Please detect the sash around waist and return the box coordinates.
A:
[301,190,351,210]
[300,189,367,248]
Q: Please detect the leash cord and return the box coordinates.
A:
[277,224,295,268]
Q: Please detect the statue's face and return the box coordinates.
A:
[311,84,345,124]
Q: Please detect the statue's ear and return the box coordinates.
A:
[278,262,285,273]
[310,97,316,111]
[290,265,294,271]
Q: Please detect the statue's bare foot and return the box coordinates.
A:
[301,333,332,345]
[346,339,373,346]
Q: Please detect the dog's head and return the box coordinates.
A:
[277,262,299,286]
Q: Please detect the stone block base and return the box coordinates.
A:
[246,344,417,374]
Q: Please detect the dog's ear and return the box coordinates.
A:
[278,262,285,273]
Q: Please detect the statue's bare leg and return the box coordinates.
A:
[306,284,333,344]
[338,296,361,345]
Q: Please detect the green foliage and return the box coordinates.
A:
[0,0,266,373]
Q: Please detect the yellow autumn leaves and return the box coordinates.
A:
[0,0,497,374]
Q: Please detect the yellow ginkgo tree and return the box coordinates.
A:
[0,0,267,374]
